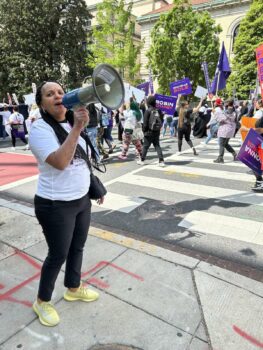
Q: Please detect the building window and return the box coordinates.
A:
[232,24,240,52]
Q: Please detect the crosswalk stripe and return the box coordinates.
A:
[93,192,147,213]
[178,210,263,246]
[117,174,263,206]
[166,155,247,168]
[145,164,253,182]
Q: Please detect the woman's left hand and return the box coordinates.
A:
[96,196,105,205]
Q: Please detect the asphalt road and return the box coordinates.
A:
[1,129,263,272]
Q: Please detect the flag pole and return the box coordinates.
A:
[216,71,221,96]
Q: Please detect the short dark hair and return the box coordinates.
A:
[13,106,18,112]
[226,99,234,107]
[147,95,156,107]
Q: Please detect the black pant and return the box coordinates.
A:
[141,132,164,161]
[178,124,193,151]
[34,194,91,301]
[218,137,235,157]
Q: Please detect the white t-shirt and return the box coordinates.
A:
[9,112,24,124]
[29,119,90,201]
[254,109,263,119]
[1,110,11,125]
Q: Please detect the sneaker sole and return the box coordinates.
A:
[63,292,99,302]
[32,303,59,327]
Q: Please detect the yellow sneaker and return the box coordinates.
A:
[64,283,99,302]
[32,301,60,327]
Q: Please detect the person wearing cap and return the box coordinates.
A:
[213,99,238,163]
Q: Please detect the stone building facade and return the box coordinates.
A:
[87,0,252,81]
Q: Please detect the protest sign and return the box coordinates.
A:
[23,93,36,105]
[154,94,177,115]
[237,128,263,175]
[194,86,208,99]
[124,83,145,104]
[170,78,192,97]
[240,116,256,141]
[255,43,263,100]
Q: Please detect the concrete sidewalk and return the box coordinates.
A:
[0,200,263,350]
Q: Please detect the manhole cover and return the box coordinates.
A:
[89,345,143,350]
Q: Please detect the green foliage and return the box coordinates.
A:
[88,0,142,85]
[227,0,263,99]
[147,0,221,95]
[0,0,92,101]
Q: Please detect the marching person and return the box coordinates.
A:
[213,99,238,163]
[137,95,165,166]
[0,105,11,139]
[118,101,143,161]
[177,95,203,155]
[29,81,103,327]
[9,105,29,150]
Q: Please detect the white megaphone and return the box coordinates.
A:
[62,64,124,110]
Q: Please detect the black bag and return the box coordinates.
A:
[89,173,107,200]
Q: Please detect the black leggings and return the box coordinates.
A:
[34,194,91,301]
[177,124,193,151]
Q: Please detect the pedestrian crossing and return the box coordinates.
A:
[94,136,263,248]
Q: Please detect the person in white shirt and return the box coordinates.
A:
[29,81,104,327]
[26,104,41,135]
[0,106,11,139]
[9,106,28,150]
[253,99,263,119]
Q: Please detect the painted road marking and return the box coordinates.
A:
[178,210,263,246]
[117,173,263,206]
[146,164,253,182]
[93,192,146,213]
[166,155,246,168]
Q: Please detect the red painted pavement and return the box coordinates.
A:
[0,153,39,186]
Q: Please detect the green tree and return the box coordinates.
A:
[88,0,142,85]
[0,0,92,100]
[147,0,221,95]
[227,0,263,99]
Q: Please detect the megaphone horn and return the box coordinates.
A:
[62,64,125,110]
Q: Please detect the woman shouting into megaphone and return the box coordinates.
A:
[29,82,103,327]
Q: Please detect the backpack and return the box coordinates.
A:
[166,115,173,123]
[149,109,162,131]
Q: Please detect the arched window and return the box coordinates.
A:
[232,24,240,52]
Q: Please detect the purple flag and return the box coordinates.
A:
[169,78,192,97]
[211,42,231,94]
[237,128,263,175]
[201,62,212,93]
[154,94,177,115]
[149,67,154,94]
[137,82,149,96]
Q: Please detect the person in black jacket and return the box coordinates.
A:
[137,95,165,167]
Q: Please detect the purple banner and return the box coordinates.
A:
[201,62,212,93]
[154,94,177,115]
[170,78,192,97]
[237,128,263,175]
[137,82,149,96]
